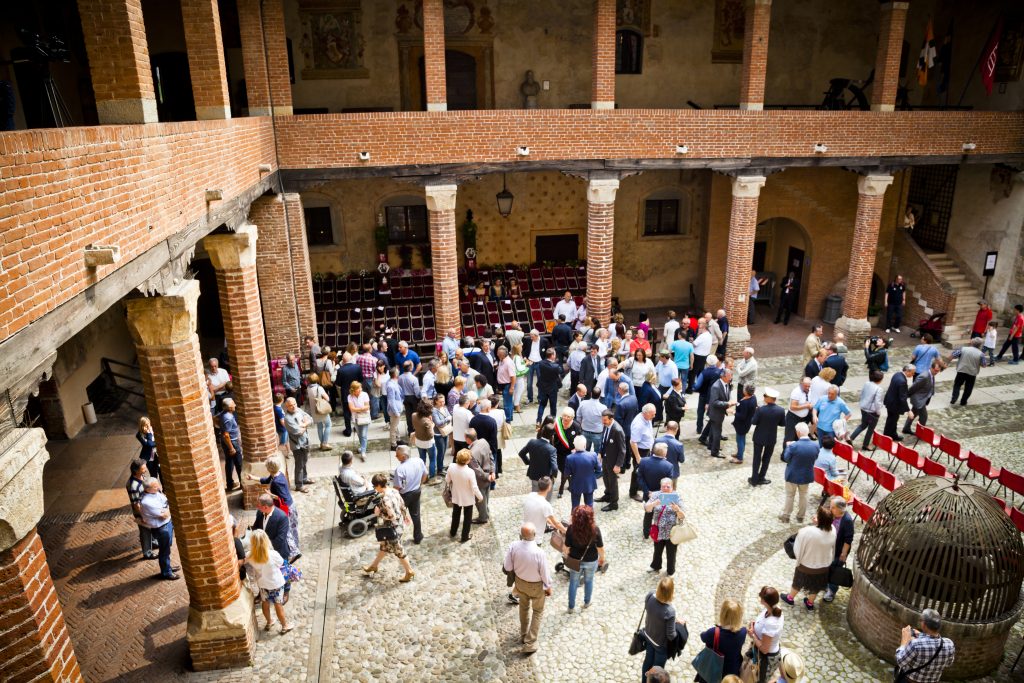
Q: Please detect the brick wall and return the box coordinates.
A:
[891,228,957,338]
[252,195,302,360]
[872,2,909,111]
[262,0,293,114]
[274,110,1024,169]
[587,201,615,324]
[283,195,318,344]
[738,0,772,108]
[591,0,616,107]
[0,118,275,344]
[422,0,447,109]
[77,0,153,104]
[0,529,81,683]
[237,0,270,114]
[180,0,231,119]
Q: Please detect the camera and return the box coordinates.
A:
[17,30,70,64]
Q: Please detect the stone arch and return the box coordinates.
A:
[754,216,813,317]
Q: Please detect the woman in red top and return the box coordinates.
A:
[996,304,1024,364]
[971,301,993,339]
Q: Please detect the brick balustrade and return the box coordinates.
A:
[586,177,619,325]
[426,184,460,335]
[181,0,231,120]
[126,281,255,671]
[204,225,279,508]
[739,0,772,110]
[872,3,910,112]
[422,0,448,112]
[723,175,766,354]
[591,0,616,109]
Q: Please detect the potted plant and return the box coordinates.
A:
[374,213,389,263]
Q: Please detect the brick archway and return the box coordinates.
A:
[755,216,812,317]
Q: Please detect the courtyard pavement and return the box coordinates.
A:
[37,329,1024,682]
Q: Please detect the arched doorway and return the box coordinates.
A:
[754,217,812,317]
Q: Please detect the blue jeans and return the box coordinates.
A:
[570,490,594,511]
[368,387,380,420]
[379,395,389,423]
[735,432,747,462]
[527,363,539,402]
[675,366,689,393]
[642,642,668,683]
[224,439,243,488]
[356,423,369,454]
[567,559,598,609]
[316,418,332,447]
[152,521,175,578]
[583,430,602,452]
[418,444,438,476]
[502,384,514,422]
[536,389,557,424]
[433,435,448,475]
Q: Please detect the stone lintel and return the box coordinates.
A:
[424,183,458,212]
[126,280,201,348]
[0,428,50,553]
[204,224,258,270]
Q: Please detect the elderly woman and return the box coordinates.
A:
[511,344,529,412]
[246,456,300,561]
[446,448,483,543]
[808,367,835,410]
[247,529,291,634]
[362,473,415,582]
[564,504,606,612]
[136,416,160,481]
[305,373,333,451]
[782,506,836,611]
[696,600,747,682]
[447,375,467,413]
[644,478,685,576]
[348,381,371,460]
[747,586,785,683]
[642,576,684,681]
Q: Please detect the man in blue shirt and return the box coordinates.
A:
[396,340,422,375]
[780,422,819,523]
[628,404,656,500]
[219,398,243,493]
[813,385,851,438]
[140,478,179,580]
[394,445,428,544]
[385,368,405,449]
[670,331,694,393]
[564,436,602,511]
[441,328,460,360]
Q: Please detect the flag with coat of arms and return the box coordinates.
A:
[917,20,937,85]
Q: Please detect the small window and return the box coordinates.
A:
[386,205,428,243]
[304,206,334,246]
[644,199,679,236]
[616,29,643,74]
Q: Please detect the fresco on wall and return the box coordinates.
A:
[711,0,745,64]
[299,0,368,79]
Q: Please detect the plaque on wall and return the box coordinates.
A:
[996,16,1024,82]
[298,0,369,80]
[711,0,745,64]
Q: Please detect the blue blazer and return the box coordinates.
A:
[637,456,674,499]
[615,395,640,442]
[254,506,290,560]
[782,438,819,485]
[564,450,602,494]
[654,435,684,478]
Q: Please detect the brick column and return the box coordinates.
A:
[723,175,766,355]
[237,0,292,116]
[586,177,619,325]
[591,0,616,109]
[422,0,447,111]
[77,0,157,123]
[251,194,317,361]
[0,429,82,683]
[835,174,894,343]
[738,0,772,110]
[126,282,256,671]
[181,0,231,120]
[204,225,278,507]
[871,2,910,112]
[425,183,460,335]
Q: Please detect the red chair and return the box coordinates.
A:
[993,496,1011,514]
[938,435,970,472]
[895,444,925,473]
[871,432,898,469]
[814,466,827,489]
[825,478,845,499]
[967,452,1001,490]
[997,469,1024,507]
[913,423,940,456]
[868,468,901,503]
[1011,507,1024,533]
[922,459,952,479]
[851,454,877,485]
[833,441,853,461]
[853,498,875,523]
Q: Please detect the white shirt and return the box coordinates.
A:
[662,320,680,349]
[453,406,474,441]
[528,339,542,362]
[503,539,553,589]
[692,331,714,356]
[607,323,619,340]
[808,376,830,407]
[754,609,784,654]
[446,463,482,506]
[522,493,555,544]
[596,338,610,357]
[789,385,811,418]
[249,550,286,590]
[595,368,611,393]
[207,367,230,394]
[985,328,998,347]
[554,299,577,324]
[574,305,587,330]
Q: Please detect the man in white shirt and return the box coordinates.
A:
[553,291,577,326]
[521,477,566,547]
[526,329,543,404]
[574,297,588,331]
[452,394,475,453]
[662,311,680,354]
[206,358,230,407]
[736,347,759,395]
[503,522,553,655]
[393,445,428,544]
[338,450,371,495]
[691,322,714,383]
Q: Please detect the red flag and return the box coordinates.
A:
[981,20,1003,95]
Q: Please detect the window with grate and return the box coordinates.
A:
[304,206,334,246]
[387,205,428,244]
[906,165,959,252]
[644,199,680,235]
[616,29,643,74]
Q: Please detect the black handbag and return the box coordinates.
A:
[783,534,796,559]
[375,525,398,542]
[829,563,854,588]
[628,605,649,655]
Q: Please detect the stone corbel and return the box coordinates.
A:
[0,428,50,552]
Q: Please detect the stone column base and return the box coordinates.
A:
[725,325,751,358]
[96,98,158,124]
[834,316,873,345]
[186,589,256,671]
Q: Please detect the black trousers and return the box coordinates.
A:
[886,304,903,330]
[903,407,927,433]
[951,372,977,405]
[450,504,473,541]
[849,411,879,450]
[707,420,724,456]
[602,463,619,504]
[882,408,902,439]
[689,355,707,394]
[696,393,709,433]
[775,296,794,324]
[751,441,775,482]
[401,489,423,543]
[651,540,677,575]
[628,448,650,497]
[403,396,418,435]
[783,411,807,447]
[998,336,1021,362]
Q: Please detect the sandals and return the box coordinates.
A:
[280,625,294,634]
[263,622,273,632]
[399,571,416,583]
[362,565,378,574]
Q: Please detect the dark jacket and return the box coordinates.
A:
[803,358,822,379]
[551,322,573,349]
[549,421,582,470]
[824,354,849,386]
[706,379,731,423]
[834,511,855,561]
[522,335,550,360]
[469,413,498,454]
[565,450,602,494]
[654,434,684,478]
[518,438,558,481]
[615,395,640,442]
[732,395,757,434]
[865,346,888,373]
[637,382,662,413]
[468,352,497,388]
[663,389,686,422]
[536,359,564,393]
[254,506,290,560]
[751,403,786,445]
[781,438,819,485]
[908,372,935,410]
[600,420,628,469]
[579,353,603,392]
[335,363,363,402]
[884,371,910,412]
[637,456,674,499]
[694,366,721,395]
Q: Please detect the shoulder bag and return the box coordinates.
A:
[893,638,943,683]
[563,538,593,573]
[671,516,698,545]
[319,369,333,388]
[441,478,453,508]
[313,387,332,416]
[549,529,566,554]
[691,626,725,683]
[650,507,666,542]
[628,603,649,656]
[501,421,514,441]
[783,534,797,560]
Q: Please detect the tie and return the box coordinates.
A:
[603,427,610,445]
[593,357,599,374]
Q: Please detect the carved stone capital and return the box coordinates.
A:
[0,428,50,552]
[204,224,258,270]
[731,175,767,198]
[858,174,895,197]
[587,177,620,204]
[424,183,458,212]
[126,279,201,347]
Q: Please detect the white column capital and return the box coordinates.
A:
[204,223,258,270]
[424,183,458,212]
[731,175,767,198]
[587,178,620,204]
[858,174,894,196]
[126,279,201,347]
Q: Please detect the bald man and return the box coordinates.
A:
[503,522,552,654]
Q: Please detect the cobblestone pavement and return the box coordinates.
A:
[40,345,1024,682]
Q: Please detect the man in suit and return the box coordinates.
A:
[803,349,826,381]
[595,410,627,511]
[823,346,850,389]
[518,431,559,501]
[522,329,549,404]
[663,377,686,426]
[705,369,735,459]
[535,348,564,426]
[564,436,602,512]
[694,355,722,436]
[468,344,497,388]
[654,421,684,487]
[903,359,942,435]
[602,368,635,409]
[579,344,603,394]
[335,352,363,436]
[551,315,574,362]
[802,324,824,362]
[466,429,494,523]
[254,492,292,562]
[614,382,640,445]
[637,442,675,538]
[749,388,786,486]
[780,422,819,524]
[567,383,588,414]
[883,364,916,441]
[775,272,798,325]
[824,496,855,602]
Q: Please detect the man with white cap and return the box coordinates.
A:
[749,387,786,486]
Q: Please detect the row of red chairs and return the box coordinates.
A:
[313,275,379,306]
[455,265,590,296]
[316,304,437,350]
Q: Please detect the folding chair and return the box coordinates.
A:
[996,469,1024,508]
[922,458,952,480]
[825,478,845,500]
[937,435,969,472]
[896,444,925,474]
[967,452,1001,490]
[1011,506,1024,533]
[852,498,875,523]
[913,423,940,457]
[833,441,855,463]
[814,466,827,489]
[871,432,898,469]
[868,468,900,503]
[849,452,876,485]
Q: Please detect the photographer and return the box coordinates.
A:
[894,609,955,682]
[864,336,890,374]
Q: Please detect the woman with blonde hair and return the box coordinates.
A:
[434,352,454,400]
[135,416,160,480]
[641,576,684,681]
[447,375,466,412]
[247,529,291,633]
[696,600,747,682]
[305,373,333,451]
[511,344,529,412]
[348,381,371,460]
[445,448,482,543]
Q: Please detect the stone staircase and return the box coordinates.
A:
[927,252,981,347]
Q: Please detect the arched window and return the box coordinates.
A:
[616,29,643,74]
